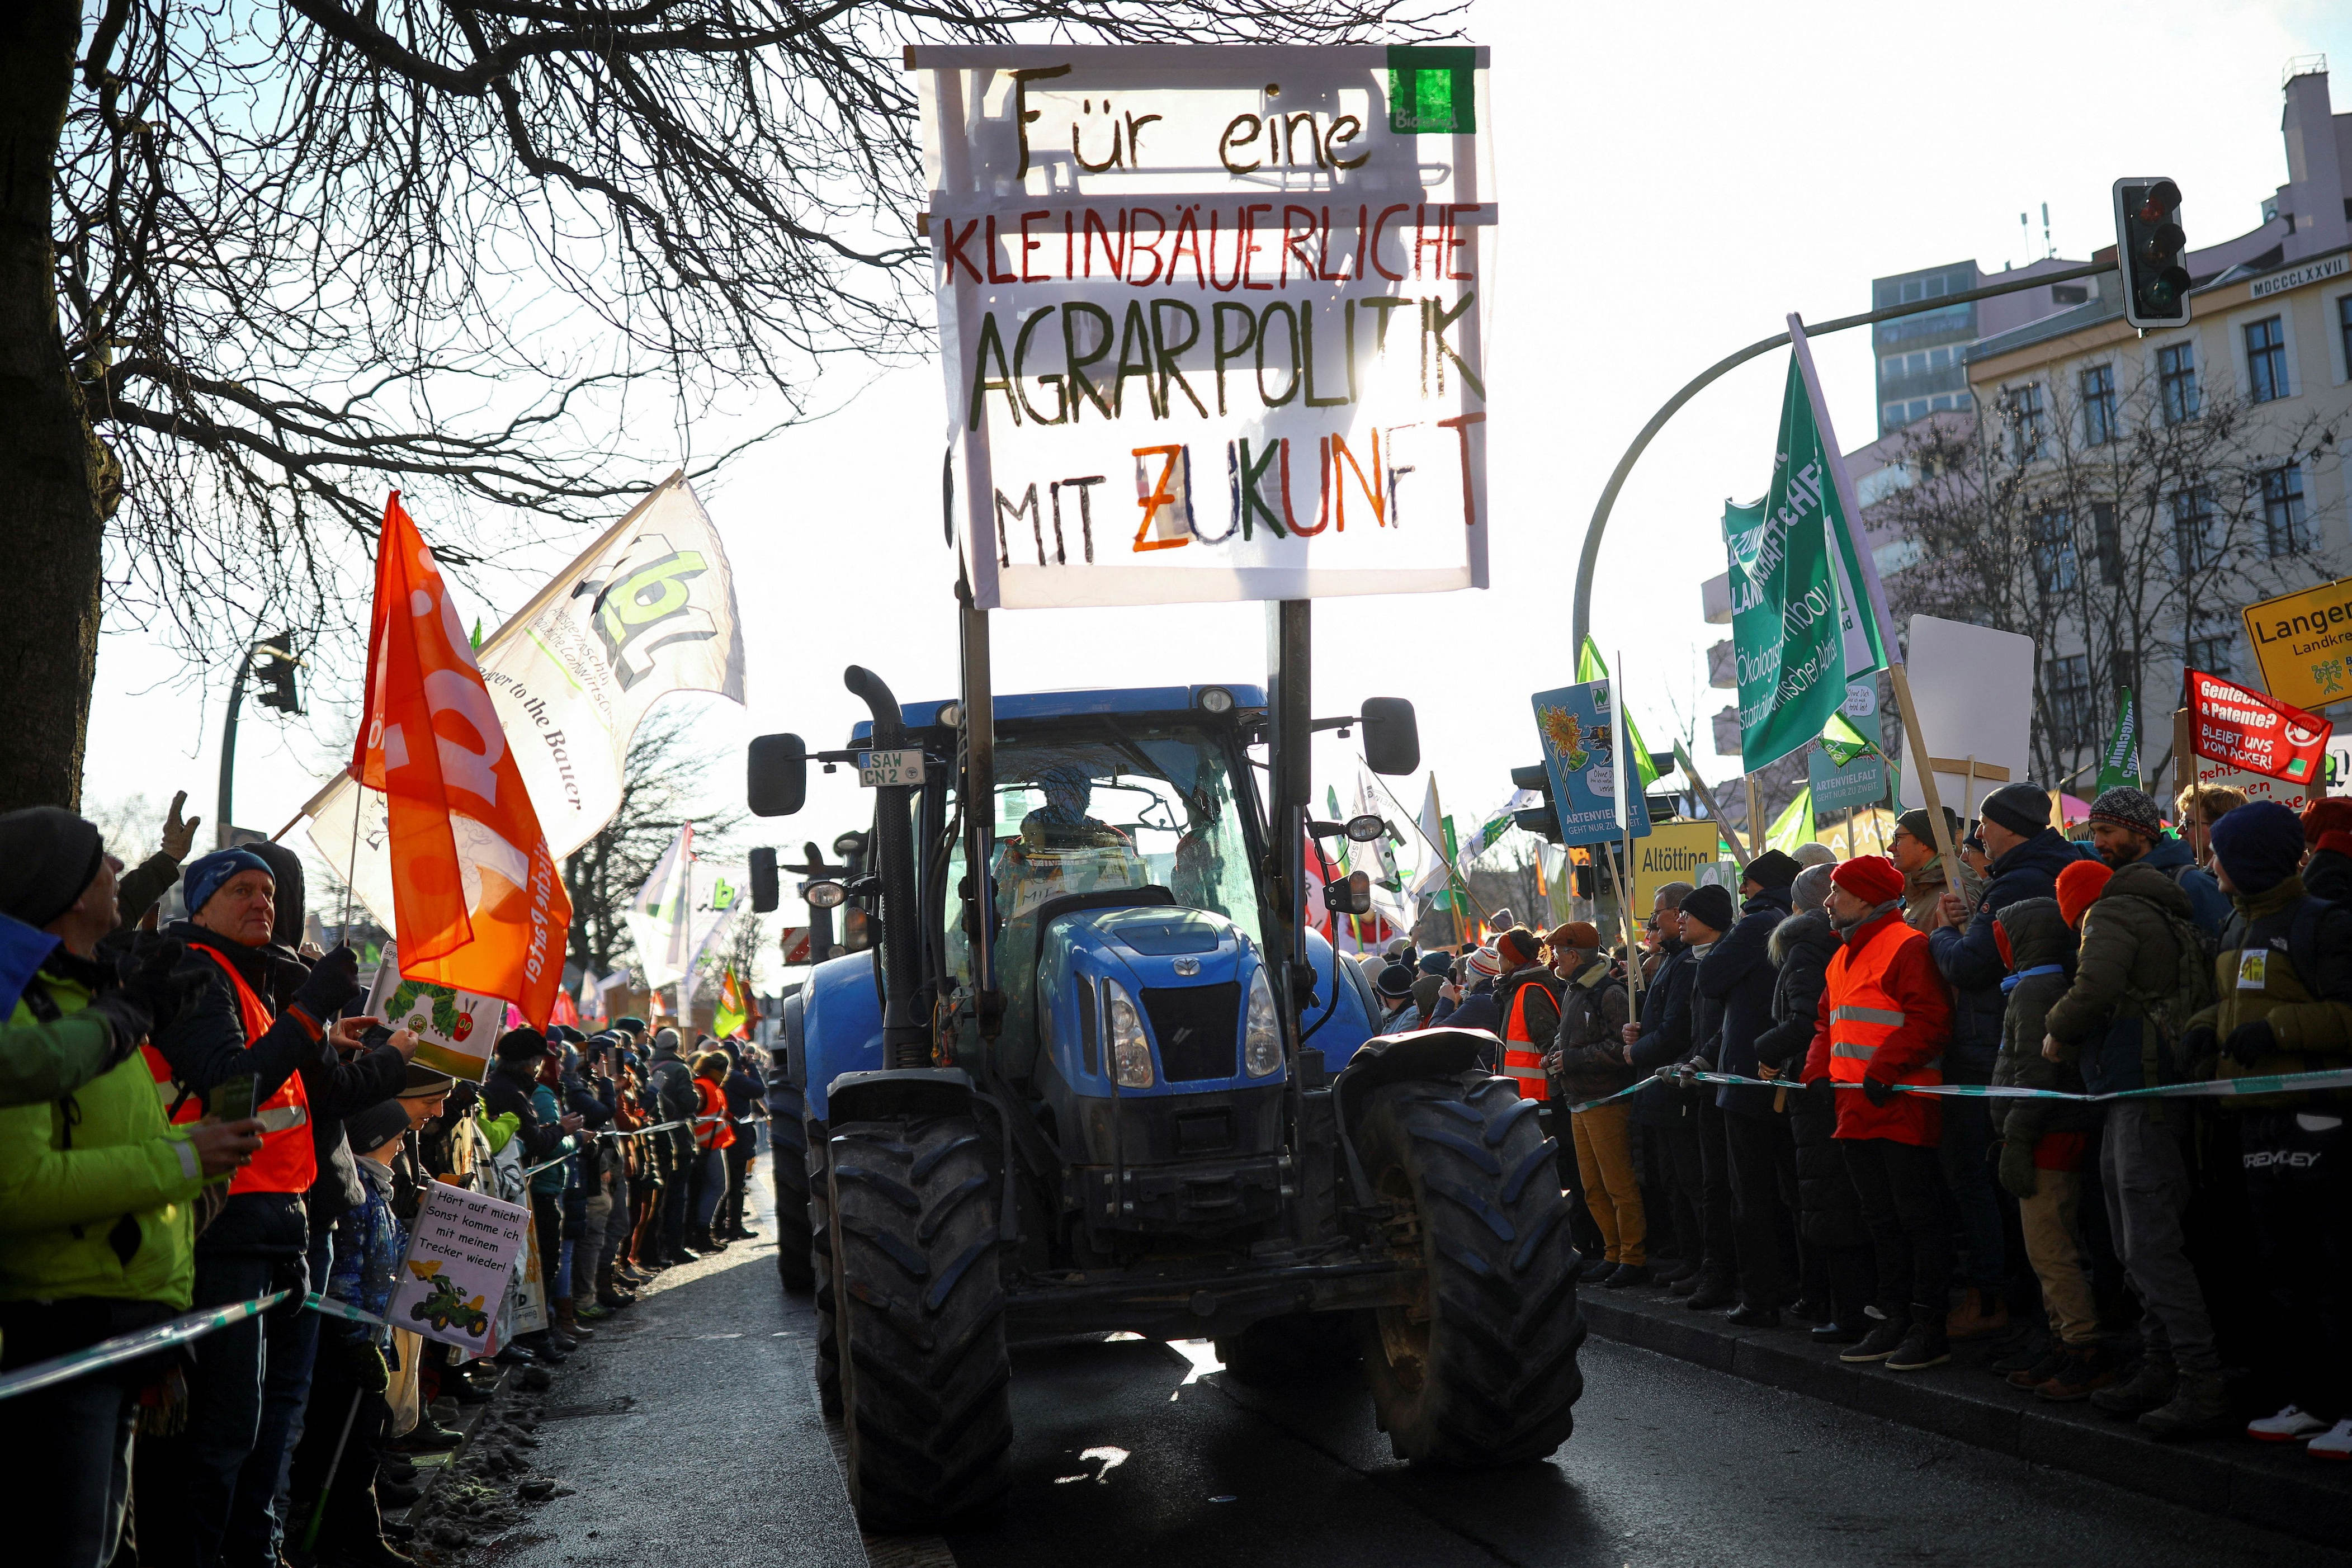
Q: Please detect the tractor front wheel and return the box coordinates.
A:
[1355,1074,1586,1465]
[829,1112,1010,1531]
[772,1084,814,1293]
[810,1130,840,1417]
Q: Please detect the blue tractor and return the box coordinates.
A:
[747,602,1585,1530]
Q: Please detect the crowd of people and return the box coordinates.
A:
[0,801,768,1568]
[1361,780,2350,1461]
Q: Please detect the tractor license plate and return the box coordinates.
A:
[857,748,925,787]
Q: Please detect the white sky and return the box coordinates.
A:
[79,0,2352,975]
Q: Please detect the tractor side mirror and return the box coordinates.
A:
[1358,697,1420,776]
[747,734,807,817]
[805,880,848,910]
[749,847,780,913]
[1323,870,1373,917]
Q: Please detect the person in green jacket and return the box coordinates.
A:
[0,806,263,1568]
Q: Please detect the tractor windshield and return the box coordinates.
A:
[945,722,1260,986]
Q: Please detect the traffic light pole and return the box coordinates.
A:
[216,644,254,851]
[1569,258,2118,653]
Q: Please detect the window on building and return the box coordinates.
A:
[1882,403,1906,429]
[2171,487,2219,574]
[2262,463,2310,556]
[2006,383,2048,461]
[2339,295,2352,384]
[1907,399,1928,422]
[2081,364,2117,445]
[2046,654,2093,744]
[2032,509,2077,594]
[2246,316,2289,403]
[2091,500,2122,585]
[2187,609,2235,678]
[2159,342,2200,423]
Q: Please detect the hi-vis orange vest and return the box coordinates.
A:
[142,946,317,1196]
[1501,979,1556,1102]
[1825,917,1942,1091]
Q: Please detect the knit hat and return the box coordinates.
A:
[1494,926,1543,969]
[1375,962,1416,999]
[1792,842,1838,868]
[2087,786,2164,841]
[2210,800,2306,895]
[613,1015,646,1033]
[1488,908,1515,932]
[1791,863,1835,914]
[494,1026,551,1064]
[1679,883,1736,934]
[185,847,274,915]
[344,1099,412,1159]
[1417,951,1453,977]
[2302,797,2352,845]
[1463,946,1503,980]
[653,1026,682,1052]
[0,807,105,928]
[1411,972,1444,1017]
[243,840,307,946]
[1830,854,1905,906]
[1385,937,1414,959]
[399,1062,456,1100]
[1743,849,1801,890]
[2055,859,2112,929]
[1895,806,1961,848]
[1547,921,1602,952]
[1979,782,2050,839]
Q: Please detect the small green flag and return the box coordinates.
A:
[1820,710,1878,767]
[470,617,484,650]
[2096,689,2140,794]
[1576,640,1662,789]
[1766,787,1815,854]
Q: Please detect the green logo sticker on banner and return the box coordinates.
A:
[1387,46,1476,134]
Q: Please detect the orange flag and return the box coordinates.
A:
[353,493,572,1027]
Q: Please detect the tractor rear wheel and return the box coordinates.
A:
[1355,1074,1585,1465]
[772,1085,814,1293]
[810,1131,840,1416]
[829,1112,1010,1530]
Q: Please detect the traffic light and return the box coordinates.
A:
[1509,763,1561,843]
[253,632,303,714]
[2113,178,2190,329]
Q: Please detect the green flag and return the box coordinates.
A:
[2096,689,2140,794]
[1576,640,1662,790]
[1820,710,1878,767]
[1725,356,1852,771]
[1765,786,1815,855]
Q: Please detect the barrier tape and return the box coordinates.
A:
[0,1290,290,1402]
[1566,1064,2352,1114]
[519,1113,763,1179]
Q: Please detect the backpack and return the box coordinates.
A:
[2119,902,2218,1087]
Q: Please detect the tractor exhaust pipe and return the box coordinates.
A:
[844,665,930,1069]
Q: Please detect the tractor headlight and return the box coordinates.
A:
[1244,967,1282,1078]
[1103,981,1154,1089]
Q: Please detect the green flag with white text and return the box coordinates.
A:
[1724,355,1851,772]
[2096,689,2140,794]
[1820,710,1878,767]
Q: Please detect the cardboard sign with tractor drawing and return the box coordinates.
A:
[363,942,506,1082]
[386,1180,532,1354]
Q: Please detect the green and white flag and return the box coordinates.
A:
[1577,640,1662,789]
[1765,786,1815,855]
[1723,356,1852,771]
[2096,689,2140,794]
[1820,710,1878,767]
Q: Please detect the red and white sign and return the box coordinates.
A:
[777,927,814,966]
[2188,669,2329,786]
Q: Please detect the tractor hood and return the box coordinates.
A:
[1042,903,1264,1093]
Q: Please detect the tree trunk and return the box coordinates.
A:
[0,1,103,813]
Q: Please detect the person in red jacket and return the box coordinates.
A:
[1804,854,1956,1373]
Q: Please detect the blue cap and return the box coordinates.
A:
[185,848,274,914]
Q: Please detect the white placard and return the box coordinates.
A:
[1896,616,2037,815]
[387,1180,533,1354]
[917,45,1493,609]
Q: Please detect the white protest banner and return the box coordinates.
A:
[305,474,744,927]
[386,1180,532,1354]
[916,45,1493,609]
[1895,616,2037,815]
[362,943,505,1083]
[624,824,697,990]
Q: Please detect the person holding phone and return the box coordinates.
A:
[0,806,267,1568]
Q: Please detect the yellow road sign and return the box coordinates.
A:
[2241,576,2352,710]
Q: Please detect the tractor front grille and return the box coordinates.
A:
[1141,982,1240,1082]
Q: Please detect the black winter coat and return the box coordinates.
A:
[484,1063,571,1163]
[1928,827,2086,1080]
[1699,891,1789,1117]
[1786,1079,1865,1250]
[1754,909,1836,1074]
[1628,942,1698,1128]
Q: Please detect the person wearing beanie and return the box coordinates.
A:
[1416,950,1453,979]
[1792,841,1838,870]
[2172,781,2249,870]
[1620,882,1710,1291]
[1549,919,1642,1287]
[1802,855,1956,1372]
[2086,785,2228,934]
[2185,798,2352,1455]
[0,811,267,1568]
[1663,884,1745,1314]
[1491,931,1565,1170]
[2042,794,2219,1436]
[1409,970,1446,1028]
[1702,849,1806,1325]
[1754,859,1868,1343]
[1890,805,1976,934]
[645,1022,703,1264]
[1372,961,1419,1035]
[1926,778,2078,1345]
[2301,797,2352,904]
[2053,859,2112,930]
[482,1027,585,1362]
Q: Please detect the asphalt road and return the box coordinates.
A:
[471,1177,2347,1568]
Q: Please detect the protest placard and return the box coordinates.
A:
[2188,668,2329,786]
[385,1180,531,1354]
[1896,616,2035,814]
[915,45,1493,609]
[1531,681,1652,848]
[1807,746,1888,814]
[362,943,503,1083]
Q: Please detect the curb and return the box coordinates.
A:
[1581,1288,2352,1547]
